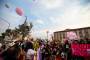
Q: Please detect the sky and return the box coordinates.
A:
[0,0,90,39]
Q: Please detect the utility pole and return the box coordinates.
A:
[46,30,49,42]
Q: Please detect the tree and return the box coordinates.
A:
[1,33,5,39]
[0,17,33,43]
[5,29,11,36]
[15,20,33,40]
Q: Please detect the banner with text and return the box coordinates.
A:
[71,44,90,57]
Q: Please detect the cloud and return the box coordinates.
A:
[35,19,44,24]
[0,0,90,39]
[40,0,64,9]
[31,0,90,39]
[47,5,90,32]
[61,5,90,28]
[32,29,48,39]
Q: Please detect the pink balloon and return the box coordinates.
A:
[16,7,24,16]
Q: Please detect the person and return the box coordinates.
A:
[85,38,90,44]
[25,40,35,60]
[55,45,62,60]
[2,43,20,60]
[44,44,51,60]
[79,39,85,44]
[26,49,36,60]
[24,40,34,52]
[37,42,42,60]
[63,40,72,60]
[61,51,66,60]
[18,45,25,60]
[0,43,3,60]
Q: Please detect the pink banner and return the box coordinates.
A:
[71,44,90,57]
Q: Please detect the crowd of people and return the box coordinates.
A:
[0,38,89,60]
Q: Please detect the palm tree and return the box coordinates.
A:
[15,19,33,40]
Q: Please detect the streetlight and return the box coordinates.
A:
[0,17,10,29]
[0,4,11,29]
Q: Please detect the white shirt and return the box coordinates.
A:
[26,49,36,59]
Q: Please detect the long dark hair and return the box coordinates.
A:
[2,42,21,60]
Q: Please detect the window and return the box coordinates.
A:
[84,29,89,39]
[63,32,65,38]
[59,33,62,40]
[79,30,83,38]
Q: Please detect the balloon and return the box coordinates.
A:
[5,4,9,8]
[16,7,24,16]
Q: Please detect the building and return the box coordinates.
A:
[54,27,90,43]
